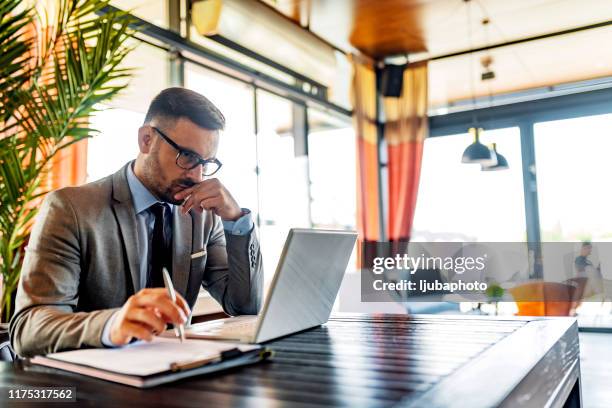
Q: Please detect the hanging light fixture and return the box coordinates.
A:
[460,0,495,166]
[459,2,509,171]
[482,143,509,171]
[462,127,497,165]
[479,15,509,171]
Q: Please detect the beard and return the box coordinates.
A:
[141,150,197,205]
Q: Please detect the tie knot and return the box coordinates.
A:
[150,202,168,218]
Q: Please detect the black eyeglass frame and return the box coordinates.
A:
[151,126,222,176]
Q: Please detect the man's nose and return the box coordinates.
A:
[186,164,204,183]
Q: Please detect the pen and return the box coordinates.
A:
[162,267,186,342]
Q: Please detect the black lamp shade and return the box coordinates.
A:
[482,152,509,171]
[461,128,497,165]
[481,143,509,171]
[462,142,493,163]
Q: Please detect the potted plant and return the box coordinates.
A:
[0,0,137,323]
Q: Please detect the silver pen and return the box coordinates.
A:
[162,267,186,342]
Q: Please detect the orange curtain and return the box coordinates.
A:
[351,57,380,243]
[384,62,428,241]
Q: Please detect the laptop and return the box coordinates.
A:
[184,228,357,343]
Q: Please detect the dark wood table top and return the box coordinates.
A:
[0,313,579,407]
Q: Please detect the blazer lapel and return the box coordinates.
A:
[111,163,141,294]
[172,208,192,297]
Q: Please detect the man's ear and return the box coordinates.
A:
[138,125,154,154]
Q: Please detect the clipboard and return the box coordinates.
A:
[30,338,272,388]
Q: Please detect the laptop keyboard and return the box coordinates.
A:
[192,317,258,336]
[214,320,257,334]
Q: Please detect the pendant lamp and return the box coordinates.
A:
[481,143,509,171]
[461,127,497,166]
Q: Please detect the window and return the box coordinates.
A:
[534,113,612,318]
[87,41,169,181]
[412,127,526,242]
[87,108,143,182]
[308,108,356,230]
[308,108,358,273]
[535,113,612,242]
[256,91,311,282]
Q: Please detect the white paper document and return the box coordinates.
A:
[33,337,258,376]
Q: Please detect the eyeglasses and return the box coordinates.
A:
[152,126,222,176]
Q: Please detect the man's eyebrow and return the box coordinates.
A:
[177,145,201,157]
[176,144,215,160]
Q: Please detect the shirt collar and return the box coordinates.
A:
[126,162,173,215]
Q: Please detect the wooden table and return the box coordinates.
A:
[0,314,580,407]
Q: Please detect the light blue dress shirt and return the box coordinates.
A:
[101,163,253,346]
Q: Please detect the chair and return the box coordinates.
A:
[509,279,587,316]
[0,340,15,362]
[0,327,16,362]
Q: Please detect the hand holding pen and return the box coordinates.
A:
[109,283,190,345]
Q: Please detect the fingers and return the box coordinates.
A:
[111,289,192,345]
[176,179,223,214]
[175,179,219,202]
[130,289,187,325]
[174,179,241,220]
[122,320,155,343]
[196,197,222,214]
[132,289,190,319]
[125,307,167,335]
[111,319,155,345]
[183,194,220,214]
[174,184,196,200]
[181,188,221,214]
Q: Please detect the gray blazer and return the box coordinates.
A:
[10,163,263,357]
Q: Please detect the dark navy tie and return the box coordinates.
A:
[147,202,172,287]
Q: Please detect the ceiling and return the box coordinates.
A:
[261,0,612,107]
[263,0,612,58]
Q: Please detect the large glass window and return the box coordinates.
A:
[256,91,312,282]
[307,109,356,230]
[535,113,612,242]
[412,127,526,242]
[87,108,143,182]
[87,41,169,181]
[308,108,357,274]
[534,113,612,318]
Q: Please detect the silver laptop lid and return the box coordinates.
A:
[254,229,357,343]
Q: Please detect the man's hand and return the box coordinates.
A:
[109,288,191,345]
[174,178,242,220]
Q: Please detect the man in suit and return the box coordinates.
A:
[10,87,263,357]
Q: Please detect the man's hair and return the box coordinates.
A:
[144,87,225,131]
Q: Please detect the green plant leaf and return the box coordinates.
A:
[0,0,139,320]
